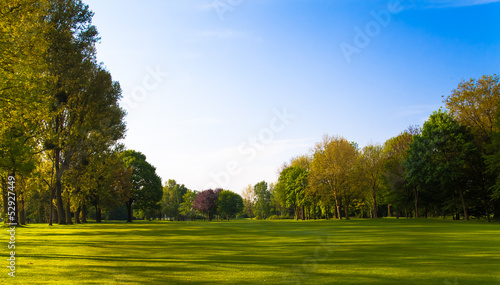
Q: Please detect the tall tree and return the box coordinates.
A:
[0,0,52,224]
[444,74,500,219]
[44,0,101,224]
[382,128,418,218]
[405,110,480,220]
[310,135,357,219]
[359,145,385,218]
[486,104,500,202]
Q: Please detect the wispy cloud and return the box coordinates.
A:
[404,0,500,9]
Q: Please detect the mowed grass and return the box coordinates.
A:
[2,218,500,284]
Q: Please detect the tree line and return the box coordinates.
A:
[241,75,498,221]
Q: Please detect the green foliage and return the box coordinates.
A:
[217,190,244,221]
[404,110,480,219]
[121,150,162,219]
[253,181,271,219]
[275,165,308,219]
[161,179,188,220]
[486,104,500,197]
[179,190,199,221]
[382,130,416,214]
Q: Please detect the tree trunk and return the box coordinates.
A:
[459,189,468,221]
[82,202,87,223]
[334,191,341,220]
[313,202,317,220]
[387,204,392,217]
[493,200,500,219]
[302,205,305,220]
[54,149,66,224]
[126,200,132,222]
[75,205,81,224]
[19,191,25,225]
[344,204,349,220]
[95,204,102,223]
[66,198,73,224]
[2,176,8,224]
[371,186,378,218]
[49,186,54,226]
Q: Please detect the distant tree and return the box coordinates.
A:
[310,135,356,219]
[179,190,199,221]
[275,165,308,220]
[161,179,188,221]
[254,181,271,219]
[382,128,418,218]
[120,150,162,222]
[242,185,255,219]
[358,145,385,218]
[217,190,244,221]
[193,189,221,221]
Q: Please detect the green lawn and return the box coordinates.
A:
[2,218,500,284]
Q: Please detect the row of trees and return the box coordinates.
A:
[242,75,499,221]
[0,0,166,225]
[160,180,244,222]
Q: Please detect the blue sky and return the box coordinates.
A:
[85,0,500,193]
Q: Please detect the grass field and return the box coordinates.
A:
[1,218,500,284]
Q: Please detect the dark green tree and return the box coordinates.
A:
[404,110,480,220]
[120,150,162,222]
[217,190,244,221]
[275,165,308,220]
